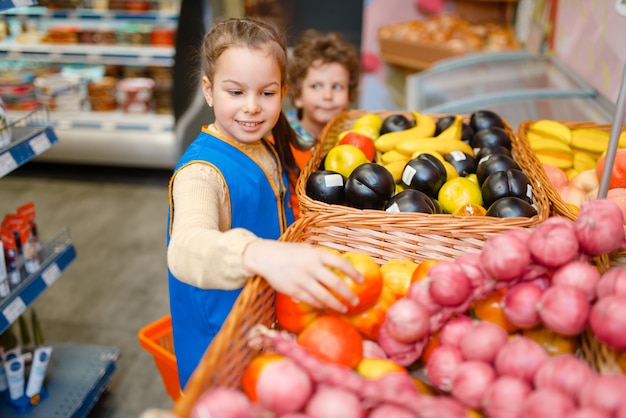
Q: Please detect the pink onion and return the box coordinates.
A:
[519,388,577,418]
[450,360,496,409]
[362,339,388,359]
[481,232,532,281]
[566,407,612,418]
[377,323,422,367]
[528,216,580,267]
[596,267,626,299]
[305,385,365,418]
[506,227,532,244]
[427,261,471,307]
[190,387,255,418]
[439,315,474,348]
[459,320,509,364]
[502,282,543,329]
[367,404,415,418]
[552,260,601,300]
[533,353,594,399]
[589,295,626,349]
[256,359,313,415]
[482,376,532,418]
[494,335,549,383]
[537,285,591,336]
[406,280,441,315]
[384,298,430,343]
[578,374,626,414]
[575,199,626,255]
[417,396,468,418]
[425,345,464,392]
[456,252,490,289]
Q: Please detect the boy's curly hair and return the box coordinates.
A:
[289,29,361,105]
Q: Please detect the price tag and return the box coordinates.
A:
[41,263,62,287]
[2,297,27,325]
[29,132,52,155]
[0,152,18,177]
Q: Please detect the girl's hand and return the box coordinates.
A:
[243,239,363,313]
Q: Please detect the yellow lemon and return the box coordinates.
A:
[380,259,418,299]
[466,173,479,185]
[356,358,407,380]
[438,177,484,214]
[353,113,383,131]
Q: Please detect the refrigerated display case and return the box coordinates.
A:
[404,51,616,127]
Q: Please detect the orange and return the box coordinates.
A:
[471,289,519,333]
[329,252,383,314]
[297,315,364,368]
[241,353,284,401]
[597,149,626,189]
[522,324,578,357]
[355,357,407,380]
[420,332,441,365]
[411,259,441,283]
[275,292,319,334]
[380,259,419,299]
[453,203,487,216]
[411,376,438,396]
[340,285,396,341]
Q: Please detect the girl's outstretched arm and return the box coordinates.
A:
[243,239,362,313]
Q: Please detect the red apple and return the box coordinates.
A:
[339,132,376,162]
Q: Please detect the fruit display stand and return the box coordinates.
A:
[295,109,550,257]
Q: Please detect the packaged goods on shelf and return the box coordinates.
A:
[34,73,85,111]
[116,77,154,113]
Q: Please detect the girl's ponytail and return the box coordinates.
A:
[273,111,300,180]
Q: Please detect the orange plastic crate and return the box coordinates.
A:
[138,315,181,401]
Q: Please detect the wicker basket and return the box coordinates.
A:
[517,120,626,267]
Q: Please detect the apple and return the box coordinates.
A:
[305,169,346,205]
[338,132,376,161]
[324,144,369,178]
[345,163,395,210]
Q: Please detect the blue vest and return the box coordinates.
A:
[167,129,294,389]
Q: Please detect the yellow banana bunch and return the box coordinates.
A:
[527,120,572,144]
[395,137,474,157]
[380,150,410,165]
[374,111,436,153]
[436,115,463,141]
[382,160,407,182]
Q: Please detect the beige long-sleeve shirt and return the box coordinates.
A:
[167,126,281,290]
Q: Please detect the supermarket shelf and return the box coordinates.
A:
[0,5,178,22]
[0,342,119,418]
[0,226,76,335]
[0,41,174,66]
[0,0,36,12]
[0,106,58,177]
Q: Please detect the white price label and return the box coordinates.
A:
[3,297,27,325]
[41,263,62,287]
[0,152,18,177]
[29,133,52,155]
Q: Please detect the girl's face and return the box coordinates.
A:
[294,61,350,137]
[202,46,287,145]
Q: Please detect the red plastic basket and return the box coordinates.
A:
[138,315,181,401]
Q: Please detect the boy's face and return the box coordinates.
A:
[294,61,350,136]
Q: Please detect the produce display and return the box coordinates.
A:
[183,199,626,418]
[305,110,539,218]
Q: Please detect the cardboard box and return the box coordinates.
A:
[378,0,519,71]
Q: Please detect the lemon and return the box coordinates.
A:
[466,173,479,185]
[438,177,484,214]
[352,113,383,138]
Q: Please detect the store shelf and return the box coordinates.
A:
[0,0,36,12]
[0,226,76,335]
[0,106,58,177]
[0,5,178,22]
[0,40,174,66]
[0,342,119,418]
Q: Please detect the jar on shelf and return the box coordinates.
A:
[87,76,117,112]
[0,71,39,111]
[150,27,175,46]
[117,77,154,113]
[43,25,80,44]
[126,0,151,12]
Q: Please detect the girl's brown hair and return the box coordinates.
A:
[289,29,361,107]
[200,17,299,178]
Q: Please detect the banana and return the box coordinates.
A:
[436,115,463,141]
[410,150,446,164]
[572,151,597,172]
[570,128,615,154]
[534,150,573,169]
[373,111,435,153]
[383,160,407,182]
[396,137,474,157]
[529,137,573,154]
[527,120,572,144]
[380,149,410,165]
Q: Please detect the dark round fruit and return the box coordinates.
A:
[473,127,512,150]
[384,189,438,214]
[476,154,521,185]
[306,169,346,205]
[435,115,456,136]
[475,145,512,163]
[486,196,538,218]
[470,110,505,132]
[380,114,415,135]
[345,163,395,210]
[401,154,447,198]
[461,123,475,146]
[481,169,533,208]
[444,151,477,177]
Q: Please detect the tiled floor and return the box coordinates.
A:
[0,163,175,418]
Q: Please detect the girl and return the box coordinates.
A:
[166,18,362,390]
[287,29,361,170]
